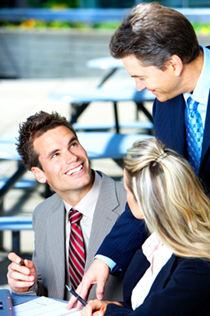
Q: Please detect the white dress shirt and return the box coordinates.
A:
[131,232,172,310]
[64,171,102,270]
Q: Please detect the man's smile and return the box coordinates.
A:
[65,163,84,176]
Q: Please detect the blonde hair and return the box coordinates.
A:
[124,137,210,259]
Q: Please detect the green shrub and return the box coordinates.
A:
[0,20,209,34]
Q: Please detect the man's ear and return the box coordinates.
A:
[168,55,183,76]
[31,167,47,184]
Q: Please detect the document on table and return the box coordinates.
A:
[13,296,81,316]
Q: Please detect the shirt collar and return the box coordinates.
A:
[142,232,172,264]
[184,45,210,105]
[64,170,102,220]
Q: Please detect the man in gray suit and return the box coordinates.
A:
[7,111,126,301]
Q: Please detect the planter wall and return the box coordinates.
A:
[0,29,113,79]
[0,29,209,79]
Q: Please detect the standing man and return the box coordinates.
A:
[110,2,210,191]
[68,2,210,306]
[7,111,127,301]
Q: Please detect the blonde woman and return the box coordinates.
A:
[81,138,210,316]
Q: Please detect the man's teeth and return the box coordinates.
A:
[67,165,83,175]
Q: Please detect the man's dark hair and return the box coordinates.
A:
[110,2,200,69]
[17,111,77,170]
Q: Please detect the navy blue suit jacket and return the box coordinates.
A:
[153,93,210,194]
[97,89,210,273]
[97,203,147,274]
[105,248,210,316]
[152,44,210,195]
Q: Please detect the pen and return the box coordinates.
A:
[65,285,87,306]
[18,259,25,266]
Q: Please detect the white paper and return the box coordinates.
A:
[13,296,81,316]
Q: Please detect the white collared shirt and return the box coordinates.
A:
[64,171,102,267]
[131,232,172,310]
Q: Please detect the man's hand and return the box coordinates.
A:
[7,252,37,293]
[66,259,110,310]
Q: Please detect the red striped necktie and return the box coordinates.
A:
[68,209,85,290]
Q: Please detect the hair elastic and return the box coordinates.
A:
[155,152,168,163]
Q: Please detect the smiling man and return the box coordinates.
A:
[109,3,210,188]
[7,111,126,301]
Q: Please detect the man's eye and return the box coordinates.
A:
[51,153,58,158]
[70,142,78,148]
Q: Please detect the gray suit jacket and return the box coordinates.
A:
[31,171,126,301]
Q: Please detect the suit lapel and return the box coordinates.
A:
[147,255,176,294]
[154,95,186,157]
[126,248,150,303]
[85,172,121,272]
[201,92,210,162]
[46,196,66,298]
[155,93,210,165]
[170,95,186,156]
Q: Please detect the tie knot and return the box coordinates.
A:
[187,97,199,112]
[69,209,82,224]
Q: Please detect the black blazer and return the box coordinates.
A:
[105,248,210,316]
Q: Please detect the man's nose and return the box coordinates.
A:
[65,150,77,164]
[135,79,145,92]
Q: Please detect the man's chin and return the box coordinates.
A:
[156,94,169,102]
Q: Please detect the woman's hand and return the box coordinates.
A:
[81,299,123,316]
[81,299,108,316]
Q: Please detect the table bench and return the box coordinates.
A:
[73,121,154,134]
[86,57,124,87]
[0,131,152,160]
[77,131,153,160]
[49,85,155,132]
[0,138,37,203]
[0,178,37,190]
[0,216,33,255]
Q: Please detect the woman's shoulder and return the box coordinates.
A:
[172,255,210,286]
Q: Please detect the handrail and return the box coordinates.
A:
[0,8,129,23]
[0,8,210,23]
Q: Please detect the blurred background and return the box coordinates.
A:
[1,0,210,8]
[0,0,210,79]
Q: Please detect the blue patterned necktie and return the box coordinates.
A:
[185,96,204,175]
